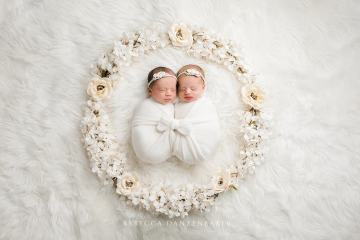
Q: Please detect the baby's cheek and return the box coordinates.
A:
[198,88,205,96]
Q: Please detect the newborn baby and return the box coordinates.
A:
[173,64,221,164]
[131,67,177,164]
[131,65,221,165]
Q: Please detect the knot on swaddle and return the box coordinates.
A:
[131,97,221,165]
[171,96,221,165]
[156,117,192,136]
[170,119,179,131]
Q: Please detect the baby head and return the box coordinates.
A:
[147,66,177,104]
[176,64,205,103]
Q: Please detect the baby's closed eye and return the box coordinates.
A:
[180,87,197,91]
[161,88,175,91]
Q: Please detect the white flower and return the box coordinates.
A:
[113,41,131,62]
[131,196,140,205]
[116,173,140,195]
[241,84,265,110]
[97,54,109,71]
[87,77,113,101]
[150,190,167,210]
[212,170,237,193]
[168,23,193,47]
[228,165,239,179]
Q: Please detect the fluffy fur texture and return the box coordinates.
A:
[1,0,360,239]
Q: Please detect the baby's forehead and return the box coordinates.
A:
[178,76,204,85]
[154,77,177,86]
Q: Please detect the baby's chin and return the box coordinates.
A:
[179,96,199,103]
[161,98,176,104]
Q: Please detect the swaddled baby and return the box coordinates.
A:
[173,64,221,164]
[131,65,221,165]
[131,67,177,164]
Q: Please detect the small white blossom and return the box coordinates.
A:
[116,173,140,196]
[241,84,265,110]
[87,77,113,101]
[168,23,193,47]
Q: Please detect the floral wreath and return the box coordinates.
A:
[81,23,270,218]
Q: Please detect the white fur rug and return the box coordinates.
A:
[1,0,360,239]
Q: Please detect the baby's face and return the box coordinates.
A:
[177,76,205,103]
[149,77,177,104]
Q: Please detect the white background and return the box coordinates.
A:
[1,0,359,239]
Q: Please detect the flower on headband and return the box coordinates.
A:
[168,23,193,47]
[241,84,265,110]
[184,69,202,78]
[153,71,170,81]
[87,77,113,101]
[177,69,206,86]
[148,71,176,87]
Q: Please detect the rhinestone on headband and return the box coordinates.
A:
[148,71,177,87]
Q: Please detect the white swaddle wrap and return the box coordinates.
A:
[131,97,221,165]
[131,98,175,164]
[173,96,221,164]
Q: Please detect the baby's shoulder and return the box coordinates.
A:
[134,98,155,113]
[190,97,218,117]
[198,96,215,107]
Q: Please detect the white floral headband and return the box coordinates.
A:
[148,71,177,87]
[177,68,206,86]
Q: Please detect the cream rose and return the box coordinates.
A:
[116,173,140,195]
[87,77,113,101]
[168,23,193,47]
[241,84,265,110]
[212,171,230,193]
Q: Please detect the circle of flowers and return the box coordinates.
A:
[81,23,270,218]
